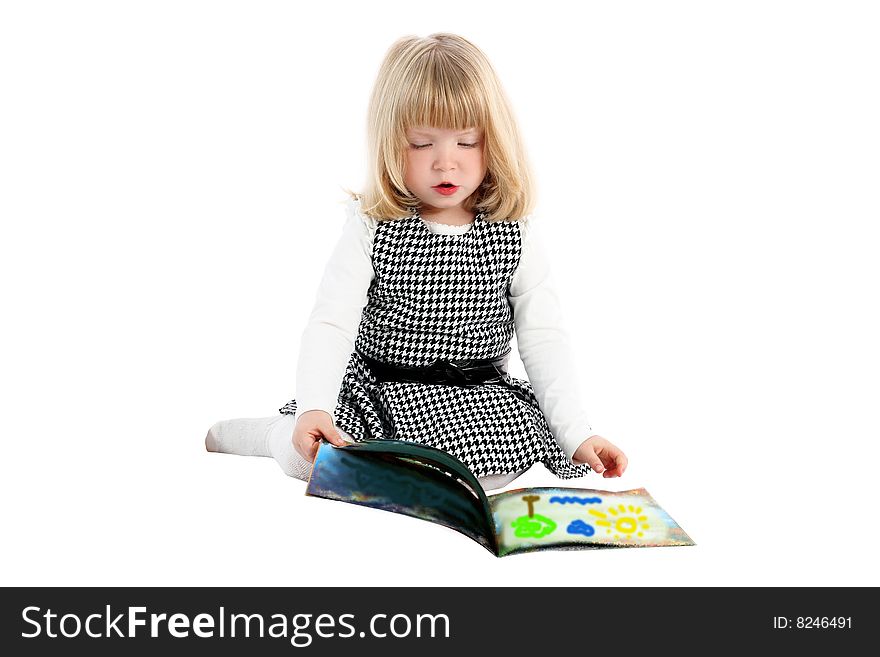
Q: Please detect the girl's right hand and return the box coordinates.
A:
[292,410,349,462]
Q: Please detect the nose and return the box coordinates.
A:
[432,144,456,172]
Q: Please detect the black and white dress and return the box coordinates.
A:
[280,198,594,479]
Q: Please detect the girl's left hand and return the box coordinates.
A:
[573,435,628,478]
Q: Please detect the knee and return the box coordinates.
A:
[478,471,520,491]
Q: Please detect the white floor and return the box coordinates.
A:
[3,407,875,587]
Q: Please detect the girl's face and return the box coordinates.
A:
[403,126,487,222]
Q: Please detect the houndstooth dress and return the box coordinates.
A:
[280,207,592,479]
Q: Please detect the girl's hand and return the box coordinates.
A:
[573,435,628,478]
[292,410,349,462]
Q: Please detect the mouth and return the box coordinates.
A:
[432,182,460,196]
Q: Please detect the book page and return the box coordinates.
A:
[307,441,497,553]
[489,487,694,557]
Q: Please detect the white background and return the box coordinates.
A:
[2,1,878,587]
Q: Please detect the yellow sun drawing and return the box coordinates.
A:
[588,504,650,539]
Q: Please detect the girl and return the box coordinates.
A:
[206,33,627,490]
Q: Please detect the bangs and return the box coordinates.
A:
[398,52,487,131]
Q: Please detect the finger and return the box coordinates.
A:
[308,438,321,462]
[321,423,348,447]
[580,445,605,474]
[602,452,628,477]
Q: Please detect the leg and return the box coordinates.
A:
[205,415,312,481]
[207,416,512,489]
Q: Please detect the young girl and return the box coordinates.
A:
[206,33,627,490]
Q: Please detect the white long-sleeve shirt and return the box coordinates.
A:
[294,198,595,464]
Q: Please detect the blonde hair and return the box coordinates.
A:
[357,33,534,222]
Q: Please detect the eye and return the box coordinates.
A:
[410,143,431,150]
[459,142,478,148]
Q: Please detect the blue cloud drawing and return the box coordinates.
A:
[567,520,596,537]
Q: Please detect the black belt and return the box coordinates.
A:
[357,348,510,386]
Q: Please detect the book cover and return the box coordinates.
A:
[306,440,694,556]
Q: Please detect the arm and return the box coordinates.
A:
[508,219,628,477]
[508,218,595,464]
[294,198,376,425]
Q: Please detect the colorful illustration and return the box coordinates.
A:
[511,495,557,538]
[306,440,695,557]
[511,515,557,538]
[567,520,595,537]
[491,487,687,556]
[588,504,651,539]
[550,495,602,505]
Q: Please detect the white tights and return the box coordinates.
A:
[205,415,522,491]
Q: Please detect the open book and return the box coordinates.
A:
[306,440,694,557]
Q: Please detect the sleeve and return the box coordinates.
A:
[508,217,596,463]
[293,199,376,424]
